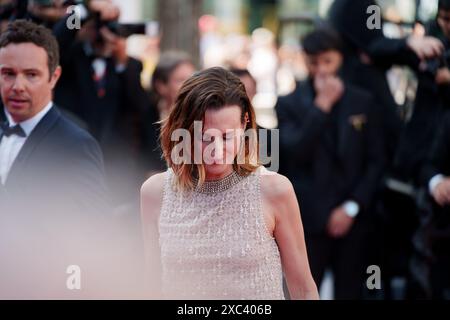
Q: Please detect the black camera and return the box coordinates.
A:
[93,12,146,44]
[423,49,450,76]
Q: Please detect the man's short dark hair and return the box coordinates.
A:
[439,0,450,11]
[152,51,193,86]
[302,27,343,56]
[230,68,252,79]
[229,68,256,83]
[0,19,59,77]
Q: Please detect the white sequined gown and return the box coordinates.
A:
[158,167,285,300]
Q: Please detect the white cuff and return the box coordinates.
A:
[429,174,445,195]
[343,200,360,218]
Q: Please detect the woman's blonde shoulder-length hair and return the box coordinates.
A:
[160,67,260,191]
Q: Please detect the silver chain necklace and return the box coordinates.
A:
[193,171,245,194]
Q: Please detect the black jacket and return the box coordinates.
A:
[420,112,450,247]
[0,105,108,215]
[0,105,110,297]
[422,112,450,188]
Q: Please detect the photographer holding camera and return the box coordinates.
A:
[389,0,450,299]
[52,0,150,211]
[395,0,450,187]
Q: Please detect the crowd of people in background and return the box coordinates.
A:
[0,0,449,299]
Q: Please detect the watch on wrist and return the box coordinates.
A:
[343,201,359,218]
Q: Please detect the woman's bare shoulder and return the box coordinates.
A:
[141,171,168,205]
[259,167,295,203]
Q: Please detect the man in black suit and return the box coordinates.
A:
[329,0,444,161]
[0,20,110,298]
[394,1,450,183]
[276,28,385,299]
[420,112,450,299]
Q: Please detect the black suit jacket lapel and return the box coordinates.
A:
[5,106,60,186]
[336,89,360,162]
[0,107,6,121]
[0,108,6,142]
[337,92,349,161]
[298,80,314,109]
[301,80,342,164]
[0,109,5,196]
[1,109,6,195]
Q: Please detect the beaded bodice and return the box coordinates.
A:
[159,167,285,300]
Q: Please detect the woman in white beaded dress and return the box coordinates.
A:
[141,67,319,300]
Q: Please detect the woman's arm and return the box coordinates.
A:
[140,172,166,298]
[262,172,319,300]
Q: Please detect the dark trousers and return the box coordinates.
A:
[378,188,418,299]
[306,219,369,300]
[431,248,450,300]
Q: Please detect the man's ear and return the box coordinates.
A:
[50,66,62,88]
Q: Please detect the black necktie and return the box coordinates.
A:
[0,121,26,137]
